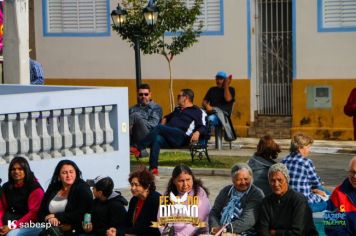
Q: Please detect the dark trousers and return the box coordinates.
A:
[138,125,187,168]
[129,113,150,146]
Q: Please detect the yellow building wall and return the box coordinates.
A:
[292,79,356,140]
[46,78,251,137]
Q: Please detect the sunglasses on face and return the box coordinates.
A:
[138,93,149,97]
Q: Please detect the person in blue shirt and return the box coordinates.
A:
[30,59,44,85]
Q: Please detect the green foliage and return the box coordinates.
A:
[112,0,203,59]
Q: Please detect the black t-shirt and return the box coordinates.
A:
[203,86,235,114]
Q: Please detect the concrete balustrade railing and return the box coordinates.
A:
[0,85,129,188]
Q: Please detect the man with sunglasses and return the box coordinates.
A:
[131,88,207,175]
[129,84,162,157]
[325,156,356,235]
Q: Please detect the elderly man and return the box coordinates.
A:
[129,84,162,156]
[325,156,356,235]
[131,89,207,175]
[258,163,318,236]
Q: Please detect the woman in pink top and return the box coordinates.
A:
[0,156,44,236]
[160,164,211,236]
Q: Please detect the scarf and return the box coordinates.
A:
[220,186,250,225]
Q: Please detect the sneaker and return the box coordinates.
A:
[151,168,159,175]
[130,146,141,159]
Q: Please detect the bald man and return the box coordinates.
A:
[325,156,356,235]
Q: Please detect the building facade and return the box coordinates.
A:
[33,0,356,140]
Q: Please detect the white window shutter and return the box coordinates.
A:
[185,0,221,32]
[323,0,356,28]
[47,0,108,34]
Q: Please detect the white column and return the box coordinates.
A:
[91,106,104,153]
[60,109,73,157]
[70,108,84,156]
[101,105,114,152]
[27,112,41,160]
[81,107,94,154]
[49,110,62,158]
[4,114,18,162]
[0,115,7,164]
[3,0,30,84]
[38,111,52,159]
[16,112,29,157]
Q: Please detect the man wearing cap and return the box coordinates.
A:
[202,71,236,143]
[258,163,318,236]
[129,83,162,157]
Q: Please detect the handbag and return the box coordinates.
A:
[161,224,175,236]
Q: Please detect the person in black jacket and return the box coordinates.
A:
[82,176,127,236]
[131,88,207,175]
[38,160,93,235]
[258,163,318,236]
[107,167,161,236]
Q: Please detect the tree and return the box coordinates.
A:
[112,0,203,111]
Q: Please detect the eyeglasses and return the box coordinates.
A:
[177,94,185,98]
[138,93,149,97]
[348,170,356,176]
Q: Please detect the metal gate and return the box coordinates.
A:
[256,0,293,115]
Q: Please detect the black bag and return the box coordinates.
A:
[161,224,175,236]
[39,226,64,236]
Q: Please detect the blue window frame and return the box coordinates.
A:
[42,0,111,37]
[318,0,356,32]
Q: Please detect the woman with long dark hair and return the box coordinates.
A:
[0,156,44,236]
[38,160,93,235]
[160,164,210,236]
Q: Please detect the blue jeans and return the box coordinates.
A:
[208,114,221,127]
[138,125,187,169]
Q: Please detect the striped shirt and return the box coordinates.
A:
[281,152,323,203]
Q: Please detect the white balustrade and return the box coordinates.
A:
[49,110,62,158]
[38,111,52,159]
[0,85,129,190]
[16,113,29,157]
[81,107,94,154]
[0,115,6,164]
[91,106,104,153]
[60,109,73,157]
[28,112,41,160]
[4,114,18,162]
[70,108,84,156]
[101,105,114,152]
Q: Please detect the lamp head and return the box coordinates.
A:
[143,0,158,26]
[111,3,127,28]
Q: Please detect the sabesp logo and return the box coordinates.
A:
[7,220,17,230]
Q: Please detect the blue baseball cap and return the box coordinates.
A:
[215,71,227,79]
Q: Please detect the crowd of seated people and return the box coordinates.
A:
[1,131,355,236]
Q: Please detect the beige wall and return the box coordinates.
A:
[34,1,249,81]
[296,0,356,79]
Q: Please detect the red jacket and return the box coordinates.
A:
[326,178,356,235]
[344,88,356,140]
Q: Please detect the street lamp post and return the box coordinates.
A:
[111,0,158,93]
